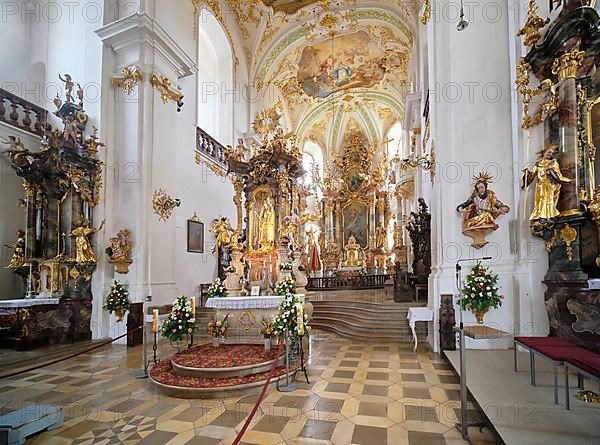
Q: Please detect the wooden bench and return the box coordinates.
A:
[0,404,63,445]
[564,354,600,410]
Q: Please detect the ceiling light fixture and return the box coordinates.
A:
[457,0,469,31]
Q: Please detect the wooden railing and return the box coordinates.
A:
[195,126,227,167]
[0,89,47,136]
[307,274,389,291]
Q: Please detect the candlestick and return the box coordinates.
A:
[152,309,158,333]
[296,303,304,336]
[191,296,196,315]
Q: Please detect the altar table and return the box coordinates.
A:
[206,296,304,343]
[407,307,433,351]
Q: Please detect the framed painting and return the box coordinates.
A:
[187,219,204,253]
[342,201,369,247]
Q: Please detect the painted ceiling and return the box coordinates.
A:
[195,0,419,158]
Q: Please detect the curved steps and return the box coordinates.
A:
[149,343,290,399]
[309,299,429,343]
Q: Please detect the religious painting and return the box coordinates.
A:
[297,31,386,98]
[343,201,369,247]
[187,220,204,253]
[261,0,319,14]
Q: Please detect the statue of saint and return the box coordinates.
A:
[375,223,388,250]
[307,228,322,272]
[69,219,105,263]
[209,217,234,253]
[457,176,509,230]
[522,145,572,220]
[4,230,25,269]
[106,229,131,261]
[344,234,362,267]
[258,197,275,250]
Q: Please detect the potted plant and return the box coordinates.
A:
[207,277,228,298]
[104,280,130,322]
[260,319,274,350]
[160,295,197,350]
[460,262,503,324]
[207,314,229,347]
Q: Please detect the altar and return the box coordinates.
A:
[205,295,305,343]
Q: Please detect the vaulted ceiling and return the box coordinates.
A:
[196,0,419,158]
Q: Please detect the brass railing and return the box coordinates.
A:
[307,274,389,291]
[0,89,47,136]
[195,126,227,167]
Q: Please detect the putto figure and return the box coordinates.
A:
[457,172,510,248]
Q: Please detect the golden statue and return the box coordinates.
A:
[375,223,388,250]
[343,234,362,267]
[522,145,572,220]
[457,172,509,249]
[209,217,234,253]
[258,197,275,250]
[5,230,25,269]
[69,219,105,263]
[106,228,133,274]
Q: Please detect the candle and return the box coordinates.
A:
[296,303,304,336]
[191,297,196,315]
[152,309,159,333]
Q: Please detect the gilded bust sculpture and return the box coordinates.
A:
[457,173,509,248]
[522,144,572,220]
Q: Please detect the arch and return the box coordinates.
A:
[197,8,234,143]
[386,121,404,157]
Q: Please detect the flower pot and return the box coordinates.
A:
[114,308,126,322]
[472,307,489,325]
[264,338,272,350]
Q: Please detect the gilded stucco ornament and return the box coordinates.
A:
[106,228,133,274]
[516,0,550,47]
[150,73,183,105]
[152,189,181,221]
[560,224,578,262]
[111,66,142,95]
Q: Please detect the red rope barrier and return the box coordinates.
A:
[0,326,143,380]
[232,339,286,445]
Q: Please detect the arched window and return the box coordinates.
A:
[386,122,404,158]
[197,8,234,143]
[302,140,324,187]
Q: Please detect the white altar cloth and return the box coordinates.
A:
[0,298,60,308]
[206,295,304,310]
[407,307,434,351]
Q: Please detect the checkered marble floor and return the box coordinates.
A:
[0,330,496,444]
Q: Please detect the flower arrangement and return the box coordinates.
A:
[297,264,306,272]
[359,267,368,276]
[160,295,197,342]
[273,294,309,340]
[224,265,236,274]
[279,262,293,271]
[207,314,230,338]
[460,262,503,323]
[275,276,297,296]
[260,319,274,339]
[207,277,228,298]
[104,280,130,320]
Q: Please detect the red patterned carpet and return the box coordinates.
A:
[149,360,291,389]
[171,344,281,369]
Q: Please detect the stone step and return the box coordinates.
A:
[309,321,426,343]
[310,316,426,336]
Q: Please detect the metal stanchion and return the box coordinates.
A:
[136,325,149,379]
[278,329,296,392]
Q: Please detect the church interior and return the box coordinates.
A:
[1,0,600,444]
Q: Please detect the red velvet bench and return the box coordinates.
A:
[564,354,600,410]
[514,337,583,404]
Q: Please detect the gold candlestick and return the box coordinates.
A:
[152,309,159,333]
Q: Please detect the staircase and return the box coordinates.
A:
[309,300,429,343]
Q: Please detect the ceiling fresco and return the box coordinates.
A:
[261,0,321,14]
[193,0,418,156]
